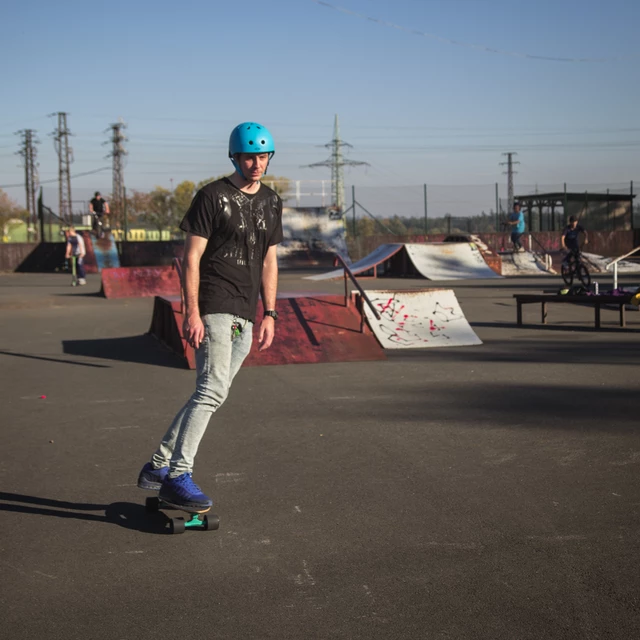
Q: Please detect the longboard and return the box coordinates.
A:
[145,496,220,534]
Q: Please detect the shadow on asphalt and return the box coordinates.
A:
[62,334,185,369]
[0,492,173,535]
[470,321,640,334]
[387,337,640,366]
[54,291,103,298]
[0,350,111,368]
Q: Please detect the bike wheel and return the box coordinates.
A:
[577,263,591,288]
[561,262,574,285]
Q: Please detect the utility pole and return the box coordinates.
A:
[106,119,127,231]
[16,129,40,240]
[50,112,74,223]
[499,152,519,213]
[304,114,369,214]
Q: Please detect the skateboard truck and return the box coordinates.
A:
[145,496,220,535]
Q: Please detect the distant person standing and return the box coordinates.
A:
[507,201,526,252]
[89,192,110,234]
[65,226,86,285]
[561,216,588,262]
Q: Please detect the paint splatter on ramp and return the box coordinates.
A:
[362,289,482,349]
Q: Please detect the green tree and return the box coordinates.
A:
[125,190,152,224]
[0,189,28,241]
[142,186,177,233]
[174,180,196,218]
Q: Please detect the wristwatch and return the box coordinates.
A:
[264,310,278,321]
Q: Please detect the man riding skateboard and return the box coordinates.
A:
[137,122,283,510]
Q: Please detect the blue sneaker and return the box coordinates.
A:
[137,462,169,490]
[159,473,213,511]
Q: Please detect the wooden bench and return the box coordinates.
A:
[513,293,633,329]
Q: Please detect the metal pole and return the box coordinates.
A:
[495,182,499,231]
[631,180,634,229]
[38,187,44,242]
[607,188,611,230]
[123,186,128,241]
[423,183,428,236]
[352,185,357,238]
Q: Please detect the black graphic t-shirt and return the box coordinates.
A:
[179,178,283,322]
[562,224,585,250]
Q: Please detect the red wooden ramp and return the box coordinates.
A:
[148,293,385,368]
[101,266,181,299]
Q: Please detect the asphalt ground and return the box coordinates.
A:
[1,270,639,640]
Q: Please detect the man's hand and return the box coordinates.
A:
[183,313,205,349]
[258,316,275,351]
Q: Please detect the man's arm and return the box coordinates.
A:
[258,244,279,351]
[561,229,567,250]
[182,233,208,349]
[104,202,110,214]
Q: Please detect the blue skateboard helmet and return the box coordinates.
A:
[229,122,275,178]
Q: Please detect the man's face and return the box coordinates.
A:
[514,205,521,213]
[569,219,577,228]
[237,153,270,181]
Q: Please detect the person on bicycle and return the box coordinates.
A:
[506,201,525,252]
[89,192,110,230]
[561,216,588,263]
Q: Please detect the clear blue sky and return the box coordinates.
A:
[1,0,639,216]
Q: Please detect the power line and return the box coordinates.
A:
[15,129,40,237]
[105,119,127,228]
[311,0,639,63]
[0,166,110,189]
[50,112,74,222]
[303,114,369,212]
[500,152,520,213]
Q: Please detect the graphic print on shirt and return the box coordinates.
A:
[222,190,270,267]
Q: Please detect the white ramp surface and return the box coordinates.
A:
[305,243,404,281]
[405,243,501,280]
[363,289,482,349]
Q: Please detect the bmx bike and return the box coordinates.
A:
[561,249,591,287]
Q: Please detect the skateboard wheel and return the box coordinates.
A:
[145,496,160,513]
[203,514,220,531]
[170,517,185,534]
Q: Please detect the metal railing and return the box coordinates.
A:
[333,254,381,331]
[172,257,184,313]
[527,233,553,271]
[605,245,640,289]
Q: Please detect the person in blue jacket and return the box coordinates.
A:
[506,201,526,252]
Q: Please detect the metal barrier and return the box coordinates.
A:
[605,245,640,289]
[172,257,184,314]
[333,254,381,331]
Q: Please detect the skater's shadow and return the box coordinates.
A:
[0,491,171,535]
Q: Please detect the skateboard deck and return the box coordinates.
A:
[145,496,220,534]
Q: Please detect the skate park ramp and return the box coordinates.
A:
[305,244,404,280]
[149,293,386,368]
[582,252,640,274]
[307,243,500,281]
[404,243,501,280]
[500,250,553,276]
[101,266,181,299]
[278,207,350,268]
[362,289,482,349]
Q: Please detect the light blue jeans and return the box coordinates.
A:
[152,313,253,477]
